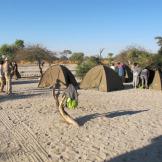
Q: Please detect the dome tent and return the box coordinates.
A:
[143,64,162,90]
[38,65,78,89]
[150,70,162,90]
[80,65,123,92]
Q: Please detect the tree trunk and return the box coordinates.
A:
[38,60,43,77]
[53,87,79,126]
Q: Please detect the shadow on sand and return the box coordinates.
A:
[12,79,39,85]
[123,83,133,90]
[105,110,148,118]
[76,109,149,126]
[105,135,162,162]
[0,92,44,103]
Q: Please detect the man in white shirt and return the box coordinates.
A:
[3,57,12,94]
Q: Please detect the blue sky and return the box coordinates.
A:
[0,0,162,56]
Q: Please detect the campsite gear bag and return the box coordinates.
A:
[64,84,78,109]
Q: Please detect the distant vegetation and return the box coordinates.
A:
[0,40,58,76]
[76,56,100,78]
[0,36,162,77]
[114,47,154,68]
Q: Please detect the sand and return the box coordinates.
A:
[0,65,162,162]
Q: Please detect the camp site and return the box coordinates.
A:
[1,1,162,162]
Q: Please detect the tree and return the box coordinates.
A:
[60,50,72,60]
[0,44,16,60]
[14,39,25,48]
[69,52,84,63]
[152,54,162,66]
[155,37,162,46]
[15,44,57,76]
[76,56,99,78]
[99,48,105,59]
[63,50,72,56]
[114,46,153,67]
[107,53,114,64]
[0,39,24,61]
[155,36,162,55]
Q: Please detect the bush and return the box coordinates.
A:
[69,52,84,63]
[0,44,16,60]
[76,57,99,78]
[114,46,154,67]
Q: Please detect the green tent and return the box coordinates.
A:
[38,65,78,89]
[80,65,123,92]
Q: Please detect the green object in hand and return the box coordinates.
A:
[66,98,78,109]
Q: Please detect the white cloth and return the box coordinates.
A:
[110,66,115,70]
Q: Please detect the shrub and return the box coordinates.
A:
[69,52,84,64]
[76,57,99,78]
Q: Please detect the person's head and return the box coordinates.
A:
[117,62,120,65]
[111,63,115,66]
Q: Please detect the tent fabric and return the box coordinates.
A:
[38,65,78,89]
[148,69,162,90]
[142,63,162,90]
[124,65,133,83]
[80,65,123,92]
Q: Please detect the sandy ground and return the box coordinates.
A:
[18,64,77,77]
[0,66,162,162]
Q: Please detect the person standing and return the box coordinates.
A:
[140,68,149,89]
[117,62,125,82]
[3,57,12,94]
[132,63,141,88]
[0,60,5,93]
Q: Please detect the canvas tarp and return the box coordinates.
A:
[149,69,162,90]
[38,65,78,89]
[143,64,162,90]
[80,65,123,92]
[124,65,133,83]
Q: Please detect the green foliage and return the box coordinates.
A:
[158,47,162,55]
[107,53,114,64]
[60,50,72,59]
[155,36,162,47]
[69,52,84,63]
[155,37,162,55]
[63,50,72,55]
[24,45,55,63]
[85,56,101,64]
[14,44,57,63]
[152,54,162,65]
[0,44,16,60]
[15,39,24,48]
[115,47,153,67]
[76,56,99,78]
